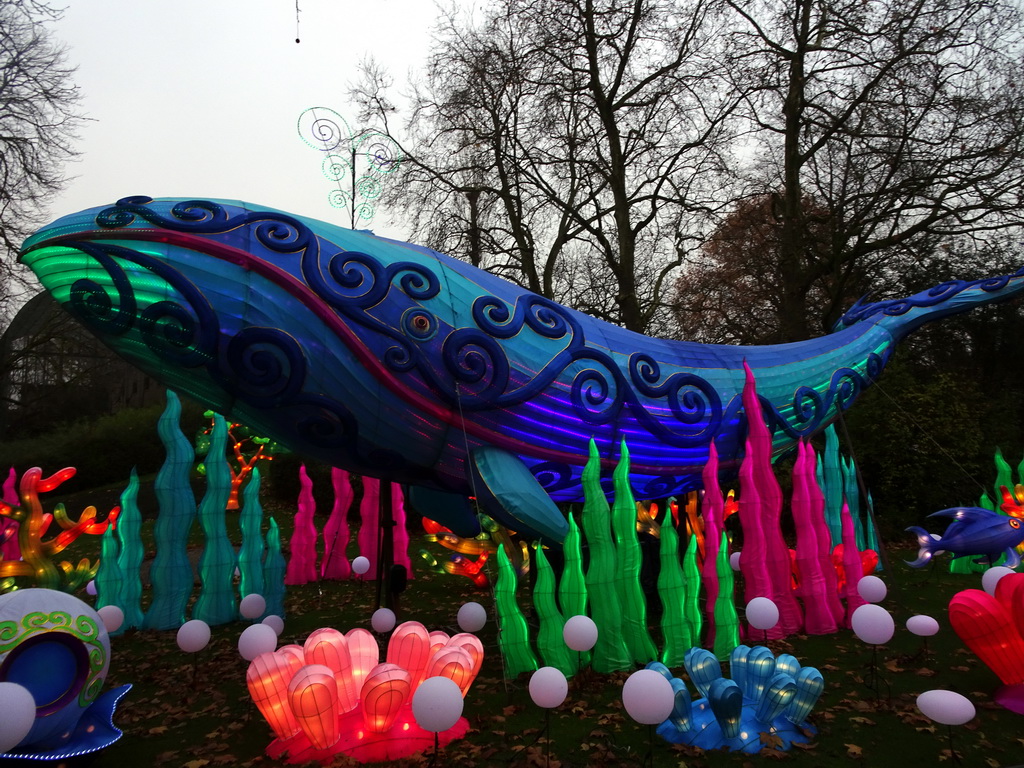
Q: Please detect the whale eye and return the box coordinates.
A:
[1011,518,1021,529]
[401,308,437,341]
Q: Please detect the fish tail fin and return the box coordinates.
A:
[905,526,935,568]
[1005,548,1022,570]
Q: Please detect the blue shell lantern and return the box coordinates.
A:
[0,589,130,760]
[648,646,824,753]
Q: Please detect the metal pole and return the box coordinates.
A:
[350,146,357,229]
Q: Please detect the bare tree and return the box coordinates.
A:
[0,0,81,320]
[673,194,842,343]
[351,0,739,334]
[711,0,1024,340]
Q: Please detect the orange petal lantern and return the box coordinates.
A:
[278,644,307,667]
[345,628,380,688]
[304,628,358,711]
[246,650,304,740]
[426,647,474,695]
[288,664,342,749]
[360,663,412,733]
[387,621,431,687]
[247,621,481,764]
[428,630,450,657]
[446,633,484,686]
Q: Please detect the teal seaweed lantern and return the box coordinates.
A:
[144,389,197,630]
[114,468,144,632]
[192,414,237,626]
[238,466,266,605]
[263,517,286,619]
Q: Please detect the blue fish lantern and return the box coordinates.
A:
[19,197,1024,542]
[907,507,1024,568]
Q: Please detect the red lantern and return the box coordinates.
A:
[304,628,358,712]
[288,664,342,749]
[426,647,474,695]
[345,628,380,690]
[387,622,431,687]
[949,588,1024,685]
[360,663,412,733]
[246,651,304,740]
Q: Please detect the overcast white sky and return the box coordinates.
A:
[49,0,447,240]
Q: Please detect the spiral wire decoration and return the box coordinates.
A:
[297,107,404,227]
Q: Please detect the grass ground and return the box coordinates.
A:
[13,486,1024,768]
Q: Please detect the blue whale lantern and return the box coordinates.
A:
[19,196,1024,542]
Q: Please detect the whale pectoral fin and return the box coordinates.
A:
[469,446,568,544]
[406,486,482,538]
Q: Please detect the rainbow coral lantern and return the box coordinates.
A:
[0,469,118,593]
[651,647,822,753]
[247,621,480,763]
[0,589,130,760]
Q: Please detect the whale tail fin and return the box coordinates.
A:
[905,525,940,568]
[834,267,1024,341]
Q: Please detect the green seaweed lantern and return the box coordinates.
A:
[580,440,631,673]
[494,545,538,679]
[682,531,704,647]
[611,440,658,665]
[658,513,693,666]
[0,467,118,593]
[713,536,741,661]
[533,543,574,674]
[558,512,590,671]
